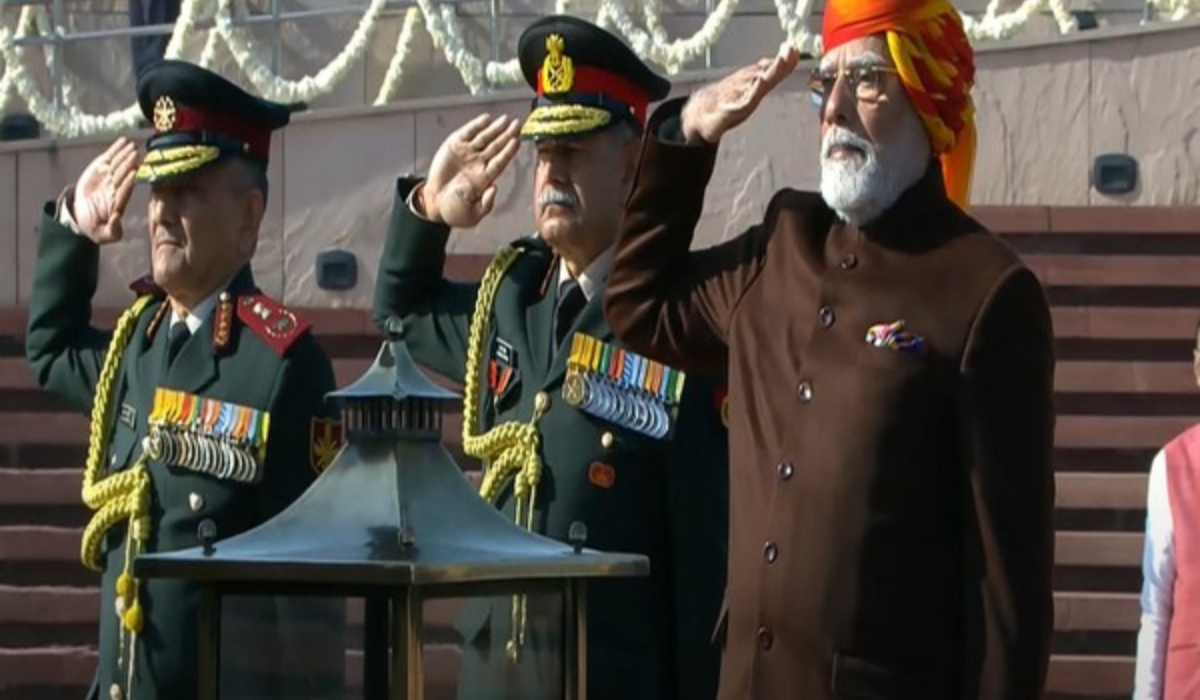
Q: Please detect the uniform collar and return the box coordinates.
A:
[556,246,614,302]
[167,267,251,333]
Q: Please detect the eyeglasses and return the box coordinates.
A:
[807,65,900,105]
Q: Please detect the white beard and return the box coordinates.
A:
[819,114,931,228]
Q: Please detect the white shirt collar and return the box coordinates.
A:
[556,246,614,302]
[169,283,229,334]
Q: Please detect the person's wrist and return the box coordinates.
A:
[411,182,442,223]
[680,101,715,146]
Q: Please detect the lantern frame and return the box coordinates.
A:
[135,319,650,700]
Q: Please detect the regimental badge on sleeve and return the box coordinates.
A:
[311,417,345,474]
[561,332,686,440]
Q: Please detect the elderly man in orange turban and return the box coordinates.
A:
[603,0,1057,698]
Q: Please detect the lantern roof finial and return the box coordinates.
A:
[327,316,459,404]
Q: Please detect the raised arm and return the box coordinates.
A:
[604,100,772,374]
[372,177,480,384]
[372,114,522,384]
[957,266,1056,699]
[25,201,112,412]
[26,139,141,412]
[605,47,800,373]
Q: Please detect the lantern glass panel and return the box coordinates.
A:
[216,594,348,700]
[211,591,571,699]
[444,592,567,696]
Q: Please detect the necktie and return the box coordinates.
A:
[554,282,586,347]
[167,322,191,367]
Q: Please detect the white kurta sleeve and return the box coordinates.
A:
[1133,448,1174,700]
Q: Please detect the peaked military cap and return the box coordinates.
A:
[135,60,292,183]
[518,15,670,140]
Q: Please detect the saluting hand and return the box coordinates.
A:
[72,137,139,246]
[421,113,522,229]
[680,42,801,146]
[70,136,138,246]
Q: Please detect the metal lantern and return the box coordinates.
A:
[135,318,649,700]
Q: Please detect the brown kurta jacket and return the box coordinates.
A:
[604,99,1056,700]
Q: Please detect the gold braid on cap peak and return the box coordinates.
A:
[520,104,612,138]
[136,144,222,182]
[461,245,550,665]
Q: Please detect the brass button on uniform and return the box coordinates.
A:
[764,541,778,563]
[796,381,813,403]
[600,431,614,449]
[535,391,550,413]
[777,461,794,480]
[757,625,774,650]
[110,453,119,467]
[189,492,205,513]
[110,683,124,700]
[818,305,835,328]
[840,253,858,270]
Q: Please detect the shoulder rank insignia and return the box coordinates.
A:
[143,388,270,483]
[562,332,686,440]
[236,293,312,356]
[129,275,165,298]
[310,417,344,474]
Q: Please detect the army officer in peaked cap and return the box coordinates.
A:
[373,14,731,700]
[25,60,345,700]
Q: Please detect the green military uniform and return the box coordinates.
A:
[24,61,344,700]
[372,15,729,700]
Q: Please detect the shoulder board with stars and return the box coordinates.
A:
[235,293,312,356]
[128,275,165,298]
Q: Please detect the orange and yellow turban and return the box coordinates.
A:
[822,0,977,210]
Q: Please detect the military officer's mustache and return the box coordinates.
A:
[538,187,577,212]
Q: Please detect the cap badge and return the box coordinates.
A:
[541,33,574,96]
[152,96,176,132]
